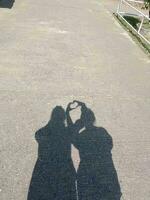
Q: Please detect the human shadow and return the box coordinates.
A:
[67,101,122,200]
[0,0,15,9]
[27,106,77,200]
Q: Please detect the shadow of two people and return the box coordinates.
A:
[0,0,15,9]
[27,102,122,200]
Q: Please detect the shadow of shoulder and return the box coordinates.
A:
[0,0,15,9]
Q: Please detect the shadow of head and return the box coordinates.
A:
[81,106,96,128]
[0,0,15,9]
[50,106,66,125]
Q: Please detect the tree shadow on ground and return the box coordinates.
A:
[0,0,15,9]
[28,102,122,200]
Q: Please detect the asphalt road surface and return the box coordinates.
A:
[0,0,150,200]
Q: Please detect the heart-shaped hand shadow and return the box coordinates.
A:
[70,101,79,110]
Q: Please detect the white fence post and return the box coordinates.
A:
[116,0,150,45]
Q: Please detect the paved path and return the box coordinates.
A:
[0,0,150,200]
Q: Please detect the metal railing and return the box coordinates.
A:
[116,0,150,45]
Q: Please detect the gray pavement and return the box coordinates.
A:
[0,0,150,200]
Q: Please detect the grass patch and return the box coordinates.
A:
[114,13,150,55]
[123,16,141,30]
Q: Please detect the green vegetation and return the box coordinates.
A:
[114,13,150,54]
[123,16,141,30]
[144,0,150,18]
